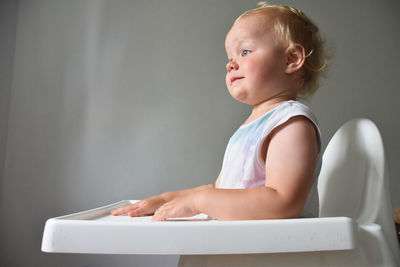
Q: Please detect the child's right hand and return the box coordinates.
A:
[110,195,167,217]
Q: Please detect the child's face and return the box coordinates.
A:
[225,14,289,105]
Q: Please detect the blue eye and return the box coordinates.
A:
[242,50,251,56]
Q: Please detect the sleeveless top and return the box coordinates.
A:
[218,100,322,217]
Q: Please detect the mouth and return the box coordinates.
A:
[230,77,244,84]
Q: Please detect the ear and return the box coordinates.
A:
[285,43,306,74]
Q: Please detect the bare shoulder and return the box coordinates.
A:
[260,115,319,164]
[266,115,319,172]
[269,115,318,145]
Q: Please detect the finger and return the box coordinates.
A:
[127,202,156,217]
[128,206,147,217]
[151,212,166,221]
[152,204,176,221]
[151,207,167,221]
[111,203,140,216]
[111,205,135,216]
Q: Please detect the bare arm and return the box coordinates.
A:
[163,184,215,202]
[152,116,318,220]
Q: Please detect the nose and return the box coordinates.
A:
[226,60,239,72]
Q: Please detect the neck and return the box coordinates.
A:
[251,94,295,117]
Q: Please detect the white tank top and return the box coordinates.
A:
[218,100,322,217]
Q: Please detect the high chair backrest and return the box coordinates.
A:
[318,118,399,256]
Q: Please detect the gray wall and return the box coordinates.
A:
[1,0,399,266]
[0,0,17,210]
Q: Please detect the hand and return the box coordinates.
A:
[110,195,167,217]
[151,193,200,221]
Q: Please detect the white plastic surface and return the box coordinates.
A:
[318,118,400,266]
[41,200,358,255]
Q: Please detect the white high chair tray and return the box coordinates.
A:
[42,200,358,255]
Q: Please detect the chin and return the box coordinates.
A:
[234,95,263,106]
[233,96,254,105]
[228,89,248,102]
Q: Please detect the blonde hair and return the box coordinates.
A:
[239,2,330,98]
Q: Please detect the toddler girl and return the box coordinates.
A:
[111,2,328,221]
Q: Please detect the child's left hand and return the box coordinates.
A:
[151,193,200,221]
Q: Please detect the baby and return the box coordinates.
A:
[111,3,328,221]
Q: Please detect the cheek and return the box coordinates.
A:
[244,57,267,77]
[244,58,259,72]
[244,58,267,83]
[246,56,281,82]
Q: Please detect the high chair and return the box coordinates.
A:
[42,118,400,266]
[177,118,400,266]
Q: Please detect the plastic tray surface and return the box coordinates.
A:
[41,200,359,254]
